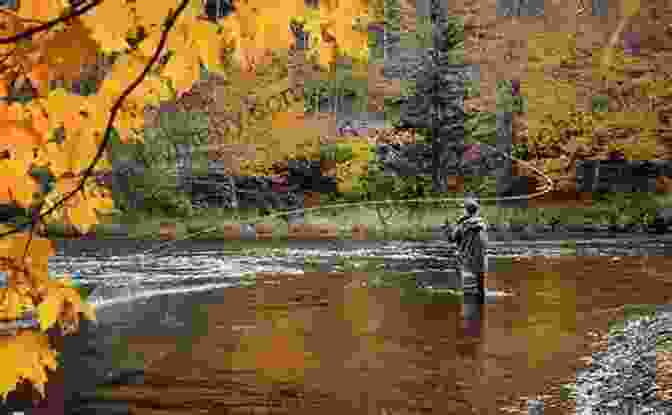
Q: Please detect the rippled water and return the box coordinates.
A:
[47,237,672,310]
[49,237,672,415]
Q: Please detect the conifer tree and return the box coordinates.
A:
[395,0,468,193]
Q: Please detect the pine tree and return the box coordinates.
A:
[395,0,468,193]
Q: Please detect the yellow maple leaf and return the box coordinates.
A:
[162,51,201,95]
[67,198,100,235]
[60,129,100,176]
[36,292,64,332]
[17,0,65,24]
[3,289,24,321]
[137,30,165,60]
[41,142,68,179]
[190,21,227,75]
[79,0,135,53]
[132,0,182,31]
[77,94,115,146]
[48,175,112,235]
[102,53,159,105]
[219,0,305,71]
[0,330,58,402]
[42,88,71,133]
[0,158,40,208]
[38,279,96,329]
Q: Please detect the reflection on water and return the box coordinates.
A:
[50,239,672,414]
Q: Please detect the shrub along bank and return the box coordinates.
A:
[42,190,672,241]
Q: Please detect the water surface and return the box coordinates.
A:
[50,237,672,414]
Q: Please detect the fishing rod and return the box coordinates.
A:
[61,135,555,311]
[134,137,555,257]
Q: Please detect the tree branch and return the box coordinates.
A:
[0,0,192,240]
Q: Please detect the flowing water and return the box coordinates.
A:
[49,237,672,415]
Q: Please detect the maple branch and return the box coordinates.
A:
[0,0,104,44]
[0,0,191,240]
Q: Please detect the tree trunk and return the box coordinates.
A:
[431,131,447,194]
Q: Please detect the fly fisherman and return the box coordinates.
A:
[448,196,489,305]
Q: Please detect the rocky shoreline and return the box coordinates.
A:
[570,309,672,415]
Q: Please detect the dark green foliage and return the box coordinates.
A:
[77,78,99,96]
[591,94,610,113]
[496,79,526,114]
[107,108,209,216]
[393,8,469,193]
[463,175,498,197]
[463,78,527,150]
[356,158,436,202]
[135,175,194,218]
[593,192,661,226]
[303,66,368,114]
[384,0,401,33]
[333,144,354,163]
[511,143,530,160]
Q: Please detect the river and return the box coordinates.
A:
[48,236,672,415]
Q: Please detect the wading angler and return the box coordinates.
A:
[448,196,489,305]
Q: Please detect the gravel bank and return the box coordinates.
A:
[568,309,672,415]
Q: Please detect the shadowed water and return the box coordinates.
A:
[49,238,672,414]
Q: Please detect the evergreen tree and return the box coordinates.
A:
[395,0,468,193]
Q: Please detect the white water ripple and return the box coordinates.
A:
[46,239,672,308]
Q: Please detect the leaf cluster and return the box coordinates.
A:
[302,63,368,114]
[496,79,525,114]
[134,110,210,166]
[355,158,434,202]
[321,143,354,163]
[593,191,660,226]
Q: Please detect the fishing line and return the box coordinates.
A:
[75,135,554,307]
[135,137,555,257]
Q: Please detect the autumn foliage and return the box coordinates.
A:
[0,0,375,403]
[517,0,672,188]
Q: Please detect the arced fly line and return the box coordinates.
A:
[135,137,555,257]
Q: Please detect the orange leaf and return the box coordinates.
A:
[27,104,50,139]
[0,79,9,99]
[27,63,51,98]
[0,158,40,208]
[0,120,45,149]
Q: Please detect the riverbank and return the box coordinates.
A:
[43,199,672,243]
